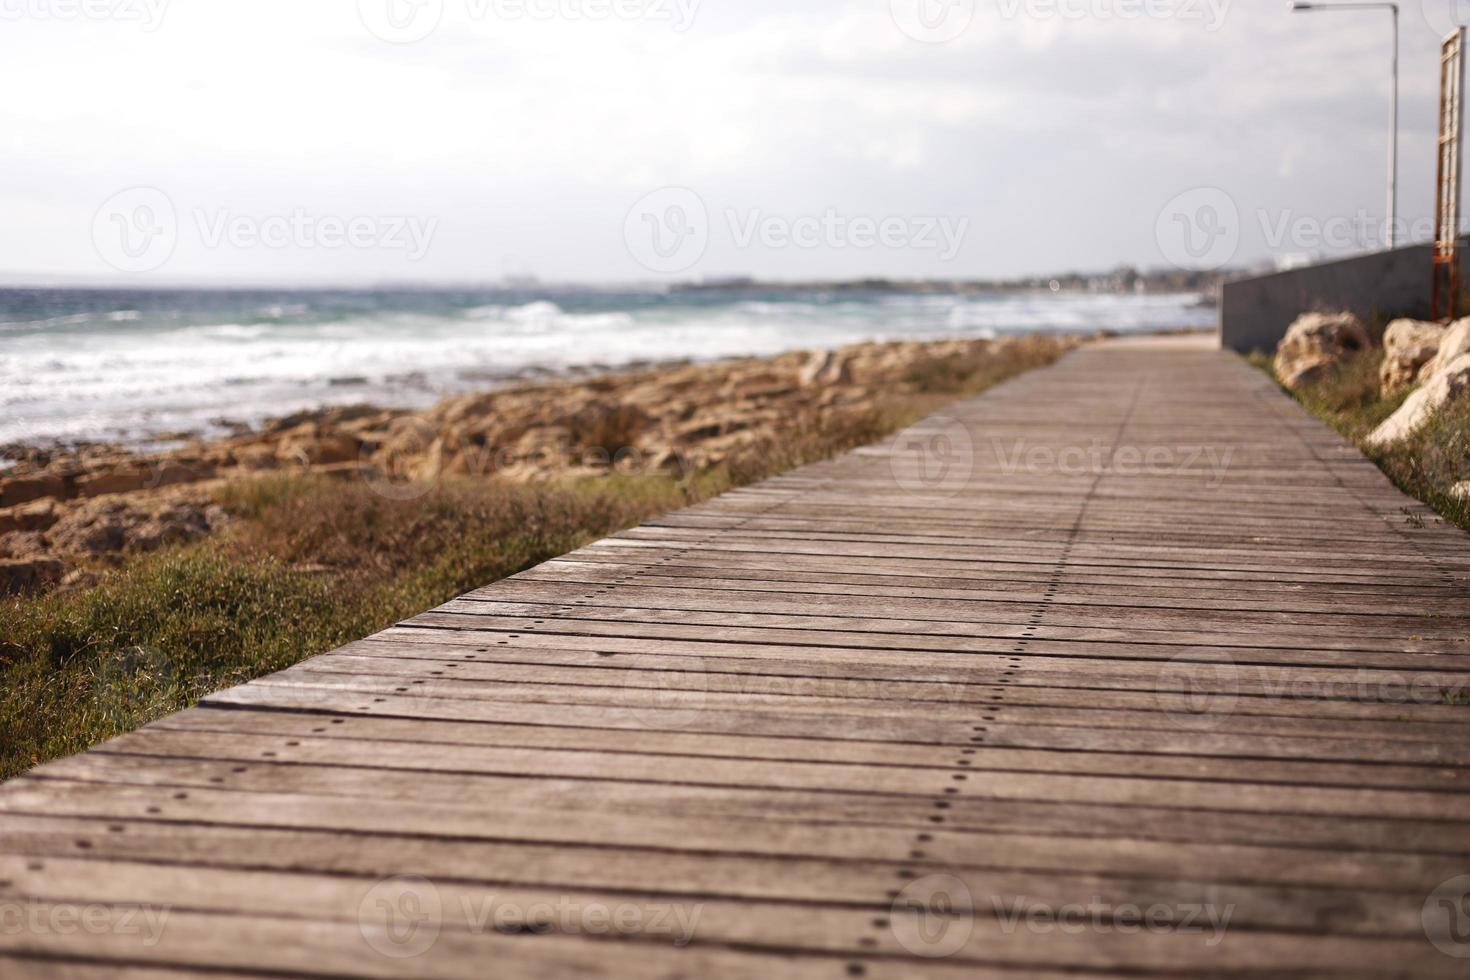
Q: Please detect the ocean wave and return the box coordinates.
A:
[192,323,270,341]
[461,304,506,320]
[465,301,635,334]
[559,312,636,332]
[0,312,95,329]
[252,304,309,320]
[504,300,565,324]
[734,301,821,316]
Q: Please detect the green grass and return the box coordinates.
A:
[1249,349,1470,532]
[0,479,678,776]
[0,336,1073,780]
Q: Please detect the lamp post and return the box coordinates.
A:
[1292,2,1400,249]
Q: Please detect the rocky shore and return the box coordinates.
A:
[0,334,1078,595]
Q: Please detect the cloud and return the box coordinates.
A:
[0,0,1454,281]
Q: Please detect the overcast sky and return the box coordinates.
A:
[2,0,1468,284]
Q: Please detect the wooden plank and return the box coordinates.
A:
[146,706,1470,792]
[200,681,1468,767]
[35,730,1469,820]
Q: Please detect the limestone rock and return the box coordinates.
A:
[800,350,852,387]
[0,473,67,508]
[276,433,360,468]
[74,461,214,498]
[0,498,59,536]
[231,445,281,471]
[75,467,151,498]
[1365,353,1470,448]
[566,403,650,452]
[1379,319,1444,395]
[48,502,129,554]
[0,530,46,559]
[1420,316,1470,382]
[47,498,220,557]
[127,503,218,552]
[1273,312,1370,390]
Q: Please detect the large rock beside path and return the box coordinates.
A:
[1365,353,1470,448]
[1379,319,1444,395]
[1274,311,1370,390]
[1420,317,1470,382]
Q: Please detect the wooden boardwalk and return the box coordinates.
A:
[3,334,1469,977]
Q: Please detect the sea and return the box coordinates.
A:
[0,286,1214,450]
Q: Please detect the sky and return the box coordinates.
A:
[2,0,1468,285]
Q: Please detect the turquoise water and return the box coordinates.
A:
[0,286,1213,447]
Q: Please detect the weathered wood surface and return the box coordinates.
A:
[3,334,1468,978]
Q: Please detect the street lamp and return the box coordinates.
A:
[1292,2,1400,249]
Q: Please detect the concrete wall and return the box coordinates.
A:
[1218,244,1446,353]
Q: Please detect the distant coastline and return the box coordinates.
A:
[668,267,1227,300]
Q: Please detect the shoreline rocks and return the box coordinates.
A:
[0,334,1084,595]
